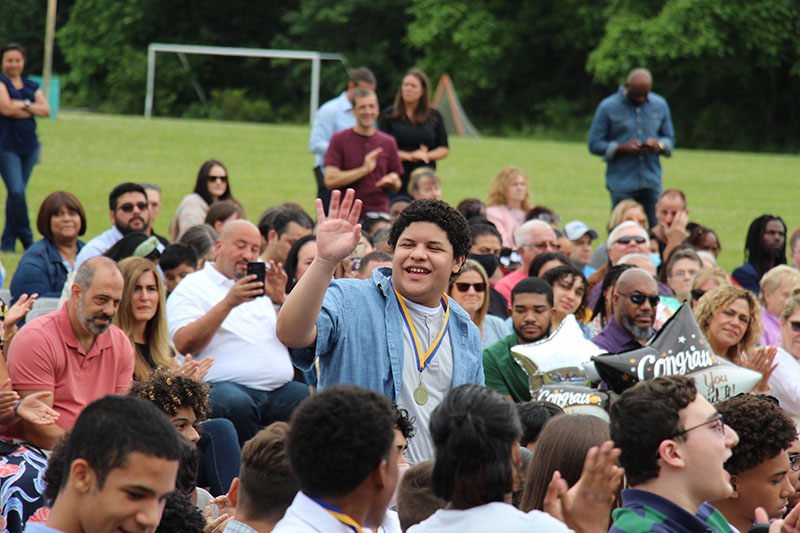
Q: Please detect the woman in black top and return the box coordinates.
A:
[379,69,449,195]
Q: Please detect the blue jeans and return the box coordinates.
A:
[0,147,37,251]
[197,418,241,496]
[209,380,309,446]
[610,187,661,230]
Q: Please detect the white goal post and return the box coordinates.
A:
[144,43,347,124]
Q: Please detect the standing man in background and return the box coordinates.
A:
[309,67,376,212]
[588,68,675,229]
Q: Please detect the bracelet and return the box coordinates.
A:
[13,398,23,417]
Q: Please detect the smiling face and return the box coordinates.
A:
[392,222,463,308]
[51,204,83,242]
[1,49,24,78]
[449,269,486,316]
[214,221,261,280]
[352,92,379,131]
[706,298,751,356]
[552,274,585,321]
[77,452,178,533]
[131,270,159,324]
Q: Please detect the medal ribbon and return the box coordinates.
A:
[391,282,450,373]
[309,497,364,533]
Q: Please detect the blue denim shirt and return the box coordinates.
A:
[588,87,675,194]
[10,238,85,306]
[290,267,484,402]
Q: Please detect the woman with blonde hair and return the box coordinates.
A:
[485,166,531,248]
[693,284,775,392]
[588,199,650,275]
[768,291,800,427]
[689,266,731,308]
[448,260,507,348]
[759,265,800,346]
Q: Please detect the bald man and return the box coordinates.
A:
[592,268,658,353]
[588,68,675,228]
[167,220,308,445]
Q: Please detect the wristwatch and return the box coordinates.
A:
[23,99,31,110]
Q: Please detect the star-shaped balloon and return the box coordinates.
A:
[511,314,605,394]
[591,303,761,402]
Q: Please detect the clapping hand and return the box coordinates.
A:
[4,293,38,328]
[742,346,778,394]
[178,354,214,381]
[315,189,363,268]
[263,261,288,304]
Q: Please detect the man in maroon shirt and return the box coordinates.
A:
[324,89,402,217]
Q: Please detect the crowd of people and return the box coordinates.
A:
[2,51,800,533]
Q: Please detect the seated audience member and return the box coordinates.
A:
[525,205,561,230]
[615,253,675,329]
[456,198,485,221]
[791,228,800,271]
[389,194,413,222]
[257,206,288,251]
[588,220,651,303]
[103,230,161,263]
[205,200,245,234]
[711,394,797,531]
[541,264,591,336]
[519,414,611,513]
[129,370,241,499]
[334,231,374,279]
[277,194,482,466]
[75,182,156,268]
[686,222,721,258]
[527,251,571,278]
[588,264,634,336]
[168,220,307,446]
[589,199,649,270]
[485,166,531,249]
[592,268,658,353]
[171,159,235,242]
[273,385,398,532]
[8,257,133,450]
[733,214,787,296]
[10,192,86,308]
[393,405,415,489]
[396,461,445,533]
[650,189,689,262]
[769,293,800,427]
[608,376,738,533]
[32,395,184,533]
[483,278,553,403]
[788,439,800,513]
[468,223,507,317]
[697,250,717,269]
[141,183,169,246]
[563,220,599,278]
[372,227,392,254]
[408,167,442,201]
[159,243,199,295]
[409,384,620,533]
[359,250,392,280]
[516,400,564,452]
[222,422,298,532]
[759,265,800,346]
[362,213,392,238]
[285,235,318,293]
[157,489,206,533]
[662,246,703,305]
[180,223,218,269]
[448,259,508,348]
[260,209,314,267]
[689,267,731,308]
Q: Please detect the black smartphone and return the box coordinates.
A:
[246,261,266,296]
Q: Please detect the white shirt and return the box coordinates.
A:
[407,502,571,533]
[273,492,363,533]
[769,346,800,429]
[166,262,294,391]
[74,226,124,268]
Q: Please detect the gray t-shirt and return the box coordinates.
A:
[398,296,453,466]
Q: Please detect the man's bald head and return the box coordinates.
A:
[613,268,658,342]
[215,219,261,279]
[220,219,259,243]
[617,267,657,295]
[625,68,653,106]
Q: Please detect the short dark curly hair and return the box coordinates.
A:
[156,491,206,533]
[716,394,797,476]
[288,385,395,498]
[389,199,472,262]
[395,405,416,441]
[128,369,210,421]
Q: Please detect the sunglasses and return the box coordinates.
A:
[617,291,660,307]
[117,202,148,213]
[615,235,647,245]
[691,289,706,301]
[207,175,228,183]
[454,282,486,293]
[791,321,800,333]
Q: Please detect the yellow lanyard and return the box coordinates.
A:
[391,282,450,372]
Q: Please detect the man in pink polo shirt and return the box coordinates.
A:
[8,256,134,450]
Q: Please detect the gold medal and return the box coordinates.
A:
[413,384,429,406]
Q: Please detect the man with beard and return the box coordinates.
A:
[732,215,787,296]
[168,220,308,446]
[75,182,158,268]
[7,257,134,450]
[593,268,657,353]
[482,277,553,402]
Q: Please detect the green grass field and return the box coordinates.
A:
[2,111,799,287]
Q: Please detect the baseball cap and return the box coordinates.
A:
[564,221,599,241]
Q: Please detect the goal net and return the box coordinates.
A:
[432,73,480,137]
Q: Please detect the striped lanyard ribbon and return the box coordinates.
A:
[309,497,364,533]
[390,281,450,372]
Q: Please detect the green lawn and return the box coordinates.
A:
[2,111,799,287]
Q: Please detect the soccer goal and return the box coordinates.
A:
[144,43,347,124]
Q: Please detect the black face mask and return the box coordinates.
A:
[469,253,499,278]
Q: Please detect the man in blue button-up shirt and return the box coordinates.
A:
[588,68,675,228]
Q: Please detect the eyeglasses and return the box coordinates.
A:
[454,282,486,293]
[207,175,228,183]
[117,202,148,213]
[691,289,706,301]
[671,413,725,439]
[790,321,800,333]
[615,236,647,245]
[617,292,660,307]
[790,453,800,472]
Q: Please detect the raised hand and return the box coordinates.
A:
[742,345,778,394]
[315,189,363,266]
[362,147,383,174]
[4,293,38,327]
[264,261,288,304]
